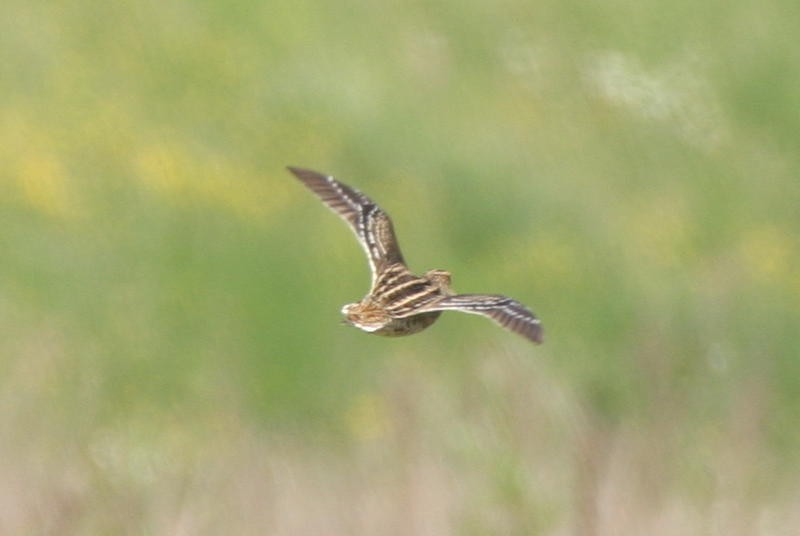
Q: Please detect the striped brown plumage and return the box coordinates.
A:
[288,166,543,344]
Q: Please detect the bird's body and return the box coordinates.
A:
[288,167,544,344]
[342,263,448,336]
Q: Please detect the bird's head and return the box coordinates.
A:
[340,302,386,332]
[340,303,359,325]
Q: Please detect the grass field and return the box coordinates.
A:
[1,0,799,534]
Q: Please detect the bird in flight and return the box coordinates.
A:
[288,167,543,344]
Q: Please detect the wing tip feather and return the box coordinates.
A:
[529,324,544,344]
[287,166,326,181]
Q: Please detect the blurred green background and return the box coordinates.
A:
[2,0,799,534]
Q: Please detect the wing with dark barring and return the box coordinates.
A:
[410,293,543,344]
[288,167,405,281]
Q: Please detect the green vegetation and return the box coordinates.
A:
[1,0,798,533]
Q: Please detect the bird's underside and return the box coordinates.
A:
[288,166,543,344]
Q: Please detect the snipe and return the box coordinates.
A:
[288,167,543,344]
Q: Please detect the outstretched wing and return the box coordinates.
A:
[288,167,405,282]
[403,293,544,344]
